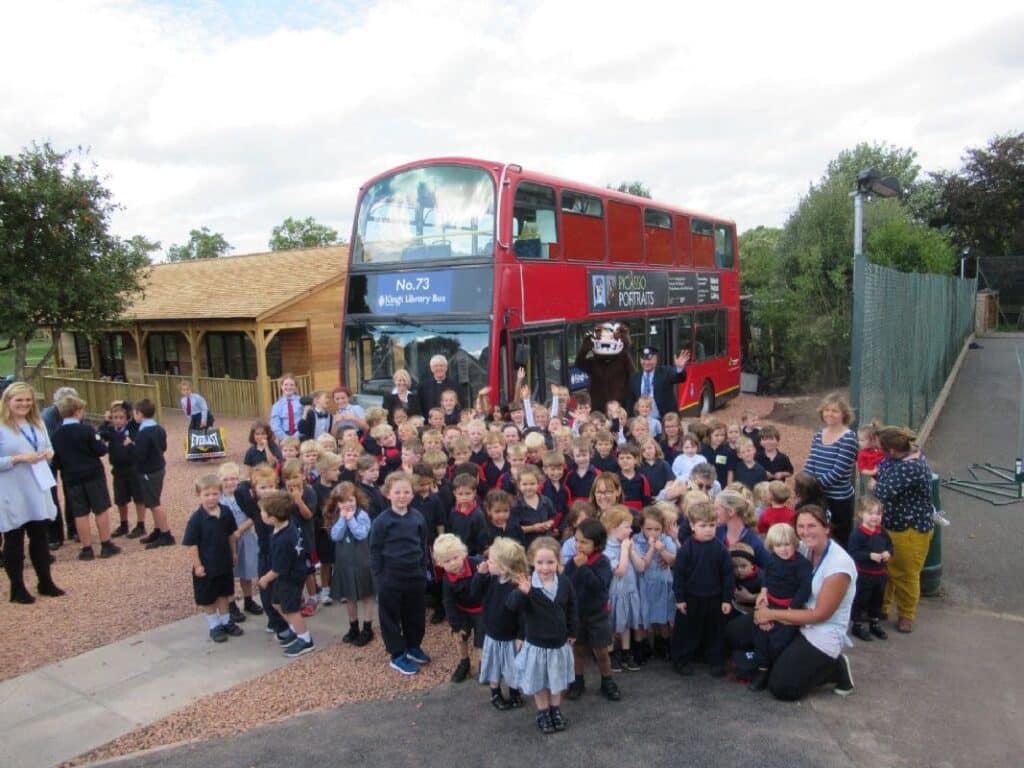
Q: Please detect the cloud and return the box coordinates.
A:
[1,0,1021,255]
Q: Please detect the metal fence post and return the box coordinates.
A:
[850,191,866,429]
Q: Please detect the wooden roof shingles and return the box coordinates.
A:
[124,246,349,321]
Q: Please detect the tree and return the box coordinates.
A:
[167,226,232,261]
[608,181,652,198]
[932,132,1024,256]
[0,143,151,380]
[269,216,341,251]
[758,142,949,386]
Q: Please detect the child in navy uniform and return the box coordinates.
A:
[132,399,173,548]
[564,518,620,702]
[541,451,570,532]
[508,536,578,735]
[847,494,893,642]
[244,421,283,469]
[434,534,486,683]
[370,471,433,676]
[447,474,488,556]
[615,444,651,529]
[98,401,144,539]
[182,474,241,642]
[475,536,528,710]
[355,455,386,519]
[566,438,599,502]
[258,490,316,657]
[747,523,813,691]
[483,489,524,550]
[51,395,121,560]
[512,465,556,546]
[671,500,734,677]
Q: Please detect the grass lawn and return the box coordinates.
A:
[0,337,54,377]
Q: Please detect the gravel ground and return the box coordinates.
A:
[0,412,257,682]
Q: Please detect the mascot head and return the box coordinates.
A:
[592,322,629,356]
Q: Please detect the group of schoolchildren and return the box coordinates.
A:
[174,368,899,736]
[46,390,172,562]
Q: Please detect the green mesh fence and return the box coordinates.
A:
[855,262,977,430]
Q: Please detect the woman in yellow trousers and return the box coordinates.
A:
[873,427,935,633]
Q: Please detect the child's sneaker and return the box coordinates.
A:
[623,650,641,671]
[851,623,873,642]
[210,625,228,643]
[389,654,419,675]
[228,601,246,624]
[450,658,470,683]
[111,522,129,538]
[318,587,333,606]
[300,596,319,617]
[283,637,315,658]
[869,621,888,640]
[404,646,431,665]
[277,629,297,646]
[609,649,623,672]
[223,620,244,637]
[126,522,146,539]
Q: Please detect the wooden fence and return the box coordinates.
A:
[39,376,162,422]
[198,377,260,418]
[270,373,313,401]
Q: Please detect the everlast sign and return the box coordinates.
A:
[186,427,226,461]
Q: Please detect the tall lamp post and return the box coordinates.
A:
[849,168,901,427]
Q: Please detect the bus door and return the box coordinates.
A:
[513,326,565,402]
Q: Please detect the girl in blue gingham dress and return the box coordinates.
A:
[631,506,678,659]
[476,537,529,710]
[218,463,261,617]
[603,506,642,669]
[508,537,578,734]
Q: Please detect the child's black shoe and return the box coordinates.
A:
[536,710,555,735]
[869,622,888,640]
[244,597,264,615]
[354,626,374,647]
[99,540,122,558]
[342,622,359,643]
[111,522,129,538]
[610,649,624,672]
[127,522,146,539]
[748,668,769,692]
[210,625,228,643]
[508,689,524,708]
[451,657,471,683]
[223,620,244,637]
[548,706,568,732]
[566,676,585,700]
[623,649,641,671]
[228,601,246,623]
[851,623,873,642]
[490,688,511,710]
[599,675,622,701]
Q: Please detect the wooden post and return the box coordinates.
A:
[187,324,200,392]
[253,323,270,418]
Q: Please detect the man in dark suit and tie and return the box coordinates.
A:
[626,346,691,421]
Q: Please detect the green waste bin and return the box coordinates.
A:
[920,474,943,596]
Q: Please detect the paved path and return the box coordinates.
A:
[1,610,345,768]
[925,333,1024,614]
[94,603,1024,768]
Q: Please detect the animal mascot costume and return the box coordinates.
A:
[573,323,635,413]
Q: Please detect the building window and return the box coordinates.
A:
[98,334,126,380]
[207,333,257,380]
[73,333,91,369]
[146,333,180,375]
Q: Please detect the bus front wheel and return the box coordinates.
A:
[699,383,715,416]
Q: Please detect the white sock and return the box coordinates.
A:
[206,614,220,630]
[219,612,231,626]
[298,632,311,643]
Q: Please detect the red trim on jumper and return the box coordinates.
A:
[856,565,887,576]
[858,524,881,536]
[766,593,792,608]
[454,502,477,517]
[585,552,604,567]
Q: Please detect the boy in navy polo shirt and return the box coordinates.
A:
[51,395,122,561]
[99,401,145,539]
[132,399,174,549]
[182,475,242,642]
[447,473,488,556]
[257,490,316,658]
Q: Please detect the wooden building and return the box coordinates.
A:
[55,245,348,418]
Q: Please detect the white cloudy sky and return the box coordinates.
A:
[2,0,1021,258]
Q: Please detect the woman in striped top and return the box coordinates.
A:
[803,393,858,546]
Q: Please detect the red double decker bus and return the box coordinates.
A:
[342,158,740,415]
